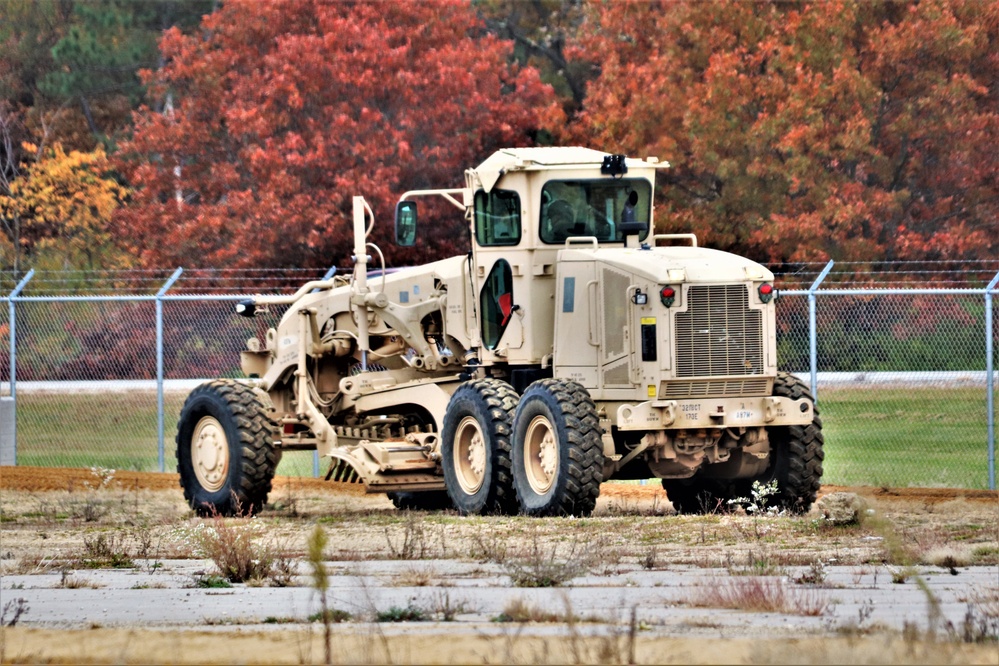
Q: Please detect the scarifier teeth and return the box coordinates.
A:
[349,362,388,376]
[325,457,362,484]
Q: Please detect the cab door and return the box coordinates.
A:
[479,258,514,350]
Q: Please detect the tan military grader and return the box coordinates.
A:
[176,147,823,517]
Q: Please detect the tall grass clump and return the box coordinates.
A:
[185,513,276,584]
[501,534,592,588]
[689,577,830,616]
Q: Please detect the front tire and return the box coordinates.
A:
[745,372,824,513]
[511,379,603,517]
[176,380,279,516]
[440,378,519,515]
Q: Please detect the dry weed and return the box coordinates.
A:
[494,597,572,623]
[182,513,280,584]
[56,571,103,589]
[394,563,440,587]
[502,534,592,588]
[923,545,973,570]
[426,588,472,621]
[689,577,831,616]
[384,512,445,560]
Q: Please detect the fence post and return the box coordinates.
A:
[6,269,34,465]
[986,271,999,491]
[808,261,834,403]
[156,268,184,473]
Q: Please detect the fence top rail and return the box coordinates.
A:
[1,266,345,298]
[780,287,992,296]
[5,263,999,297]
[771,260,999,290]
[7,293,267,303]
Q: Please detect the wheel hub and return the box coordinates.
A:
[525,415,557,494]
[192,416,229,492]
[454,416,486,494]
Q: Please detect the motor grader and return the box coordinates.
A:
[176,147,823,517]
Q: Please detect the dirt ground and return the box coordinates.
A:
[4,464,997,503]
[1,467,997,665]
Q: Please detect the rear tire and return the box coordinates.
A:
[511,379,603,517]
[661,478,736,515]
[176,380,279,516]
[745,372,824,513]
[387,491,454,511]
[440,378,519,515]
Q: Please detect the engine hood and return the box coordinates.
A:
[558,245,773,283]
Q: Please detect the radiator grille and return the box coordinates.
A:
[675,285,763,378]
[661,378,770,399]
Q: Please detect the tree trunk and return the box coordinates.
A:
[80,96,100,137]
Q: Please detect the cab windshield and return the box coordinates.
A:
[539,179,652,244]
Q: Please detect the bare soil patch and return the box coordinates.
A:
[4,466,996,505]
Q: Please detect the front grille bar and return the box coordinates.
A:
[675,284,763,378]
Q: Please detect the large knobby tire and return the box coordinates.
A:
[387,491,454,512]
[440,378,519,515]
[176,379,279,516]
[511,379,604,517]
[746,372,825,513]
[661,478,737,515]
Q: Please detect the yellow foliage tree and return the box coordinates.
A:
[0,142,131,270]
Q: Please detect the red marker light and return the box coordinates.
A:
[758,283,774,303]
[660,286,676,307]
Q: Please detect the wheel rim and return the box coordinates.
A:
[454,416,486,495]
[524,415,558,495]
[192,415,229,492]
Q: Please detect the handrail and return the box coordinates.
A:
[650,233,698,247]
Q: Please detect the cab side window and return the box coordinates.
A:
[475,189,521,246]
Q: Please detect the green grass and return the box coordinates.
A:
[14,391,318,477]
[819,386,991,489]
[9,386,996,488]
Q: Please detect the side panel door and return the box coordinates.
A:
[553,260,598,388]
[599,266,634,388]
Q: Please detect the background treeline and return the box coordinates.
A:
[1,0,995,275]
[1,1,995,381]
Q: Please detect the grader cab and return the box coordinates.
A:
[176,147,823,517]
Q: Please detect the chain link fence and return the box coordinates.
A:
[2,263,998,489]
[1,268,332,477]
[775,261,999,489]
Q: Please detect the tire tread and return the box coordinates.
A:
[176,379,279,516]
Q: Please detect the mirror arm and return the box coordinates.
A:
[398,188,472,211]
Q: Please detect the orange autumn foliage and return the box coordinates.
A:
[563,0,998,264]
[116,0,558,270]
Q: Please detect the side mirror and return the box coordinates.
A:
[395,201,417,247]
